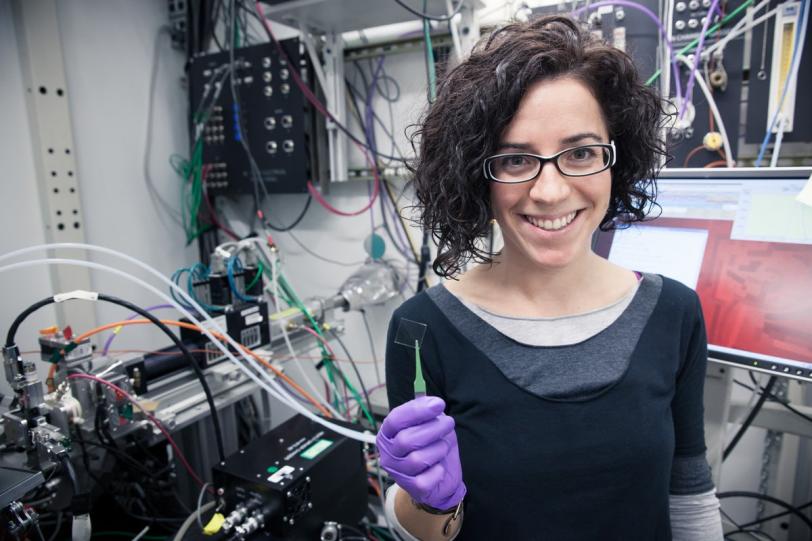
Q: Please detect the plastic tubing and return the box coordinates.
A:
[0,244,376,445]
[755,0,809,167]
[675,55,735,167]
[571,0,683,103]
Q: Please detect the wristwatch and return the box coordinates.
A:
[412,498,464,535]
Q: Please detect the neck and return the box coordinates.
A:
[481,246,617,315]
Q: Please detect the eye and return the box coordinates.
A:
[498,155,531,169]
[568,147,597,161]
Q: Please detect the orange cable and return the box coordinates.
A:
[71,319,332,417]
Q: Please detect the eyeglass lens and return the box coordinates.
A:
[488,145,611,182]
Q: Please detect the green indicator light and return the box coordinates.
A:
[300,439,333,460]
[266,466,279,474]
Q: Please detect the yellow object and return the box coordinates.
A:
[703,132,723,151]
[39,325,59,335]
[203,513,225,535]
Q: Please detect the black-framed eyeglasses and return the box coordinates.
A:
[483,141,616,183]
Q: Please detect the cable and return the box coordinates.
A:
[675,55,735,167]
[678,0,721,119]
[248,2,404,163]
[284,231,367,267]
[5,292,226,462]
[72,317,332,417]
[144,26,184,226]
[196,482,211,530]
[0,245,377,444]
[734,376,812,425]
[263,195,313,232]
[67,373,208,488]
[572,0,683,102]
[328,329,374,425]
[738,500,812,529]
[102,304,175,355]
[267,251,343,418]
[645,0,755,86]
[723,376,776,460]
[174,500,216,541]
[755,0,808,167]
[392,0,464,21]
[360,310,382,386]
[717,491,812,532]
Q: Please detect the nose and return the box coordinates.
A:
[527,161,571,204]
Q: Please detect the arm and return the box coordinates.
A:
[380,309,465,541]
[669,294,723,540]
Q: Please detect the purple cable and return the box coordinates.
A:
[678,0,720,119]
[572,0,683,104]
[101,304,175,355]
[365,57,387,235]
[383,183,417,262]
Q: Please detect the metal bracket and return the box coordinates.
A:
[12,0,95,332]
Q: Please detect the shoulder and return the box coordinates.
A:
[389,286,448,327]
[652,274,702,315]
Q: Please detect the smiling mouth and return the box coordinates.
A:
[522,210,580,232]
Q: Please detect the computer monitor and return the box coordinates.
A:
[594,167,812,382]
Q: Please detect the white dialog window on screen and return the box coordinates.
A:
[607,225,709,289]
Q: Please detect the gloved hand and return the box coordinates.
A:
[376,396,466,511]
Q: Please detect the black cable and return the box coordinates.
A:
[392,0,465,21]
[738,500,812,529]
[734,377,812,425]
[58,455,80,495]
[328,329,375,428]
[32,522,46,541]
[6,294,226,462]
[724,529,777,541]
[723,376,776,461]
[244,4,407,163]
[717,491,812,532]
[263,195,313,232]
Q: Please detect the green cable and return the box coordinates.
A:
[645,0,754,86]
[423,16,437,101]
[246,260,264,290]
[278,273,376,427]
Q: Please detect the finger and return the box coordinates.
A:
[389,415,455,457]
[380,396,446,438]
[392,438,451,477]
[412,461,447,501]
[434,482,466,511]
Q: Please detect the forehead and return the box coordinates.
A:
[501,76,608,145]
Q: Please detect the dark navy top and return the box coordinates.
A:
[385,274,710,541]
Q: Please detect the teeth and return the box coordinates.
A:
[526,211,577,231]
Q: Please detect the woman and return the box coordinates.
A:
[375,15,723,541]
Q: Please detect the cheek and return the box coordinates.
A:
[489,184,522,217]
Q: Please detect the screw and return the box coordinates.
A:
[217,488,225,495]
[286,491,292,497]
[305,476,311,483]
[307,502,313,509]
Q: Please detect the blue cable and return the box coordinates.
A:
[170,268,195,310]
[755,0,808,167]
[186,263,224,313]
[227,256,261,303]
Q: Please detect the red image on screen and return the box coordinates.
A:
[644,217,812,366]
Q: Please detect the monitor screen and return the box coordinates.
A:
[594,168,812,382]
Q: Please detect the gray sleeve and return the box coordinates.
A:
[670,453,715,495]
[669,489,724,541]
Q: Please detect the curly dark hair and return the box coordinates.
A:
[409,14,667,278]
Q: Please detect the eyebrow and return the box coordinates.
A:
[499,132,605,151]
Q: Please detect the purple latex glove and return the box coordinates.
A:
[376,396,466,511]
